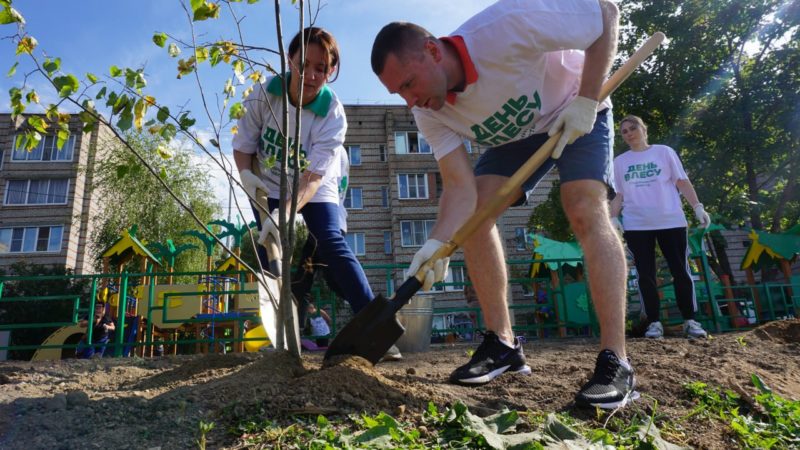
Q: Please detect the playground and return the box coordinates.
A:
[0,319,797,449]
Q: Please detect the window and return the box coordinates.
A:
[514,227,533,250]
[0,225,63,253]
[12,134,75,162]
[397,174,428,199]
[378,144,387,162]
[400,220,435,247]
[445,266,467,292]
[5,179,69,205]
[383,231,392,255]
[344,187,363,209]
[380,186,389,207]
[0,149,4,169]
[344,232,365,256]
[347,145,362,166]
[394,131,431,154]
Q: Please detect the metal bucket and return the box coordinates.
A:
[395,295,433,353]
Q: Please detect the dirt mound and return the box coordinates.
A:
[750,318,800,343]
[0,324,798,449]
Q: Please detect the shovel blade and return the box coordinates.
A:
[324,276,423,364]
[324,294,405,364]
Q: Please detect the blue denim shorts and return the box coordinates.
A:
[474,108,614,206]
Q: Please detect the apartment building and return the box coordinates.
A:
[0,114,113,274]
[341,105,556,314]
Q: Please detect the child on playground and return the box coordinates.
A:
[306,302,332,347]
[76,308,115,358]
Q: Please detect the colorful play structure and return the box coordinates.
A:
[520,225,798,337]
[29,222,270,361]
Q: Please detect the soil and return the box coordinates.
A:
[0,319,798,450]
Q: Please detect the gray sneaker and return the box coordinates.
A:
[380,344,403,362]
[684,319,707,339]
[644,321,664,339]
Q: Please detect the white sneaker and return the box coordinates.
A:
[380,344,403,362]
[644,321,664,339]
[684,319,708,339]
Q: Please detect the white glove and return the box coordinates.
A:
[406,239,450,291]
[257,209,280,247]
[693,203,711,228]
[548,96,599,159]
[610,216,624,233]
[239,169,269,200]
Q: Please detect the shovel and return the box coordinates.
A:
[324,32,667,364]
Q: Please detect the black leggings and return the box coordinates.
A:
[624,227,696,324]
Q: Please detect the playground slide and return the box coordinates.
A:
[31,325,85,361]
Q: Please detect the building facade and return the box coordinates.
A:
[0,114,113,274]
[341,105,556,318]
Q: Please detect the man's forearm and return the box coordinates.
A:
[431,186,477,243]
[234,150,255,173]
[578,0,619,100]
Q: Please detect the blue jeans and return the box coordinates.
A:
[76,335,110,358]
[252,201,373,320]
[474,108,614,205]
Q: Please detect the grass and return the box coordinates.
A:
[222,374,799,449]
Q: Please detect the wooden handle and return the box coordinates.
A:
[413,33,667,283]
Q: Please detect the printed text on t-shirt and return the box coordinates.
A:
[260,125,308,167]
[470,91,541,145]
[624,162,661,182]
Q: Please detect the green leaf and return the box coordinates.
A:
[247,0,259,3]
[1,5,25,24]
[112,94,130,115]
[178,112,196,130]
[124,68,146,91]
[209,138,219,148]
[96,86,107,99]
[14,133,28,151]
[160,123,177,141]
[751,374,772,394]
[86,72,98,83]
[9,86,24,116]
[168,43,181,57]
[157,144,173,159]
[7,61,18,77]
[192,1,220,21]
[25,89,39,104]
[53,74,79,97]
[27,116,47,133]
[195,47,209,63]
[117,108,133,131]
[56,128,70,150]
[157,106,170,123]
[24,130,42,151]
[229,102,245,120]
[209,46,222,66]
[43,57,61,76]
[16,35,37,55]
[152,32,168,48]
[109,65,122,77]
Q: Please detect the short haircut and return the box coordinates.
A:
[288,26,341,82]
[371,22,435,75]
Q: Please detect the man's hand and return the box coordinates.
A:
[548,96,599,159]
[693,204,711,228]
[258,209,280,247]
[406,239,450,291]
[239,169,269,200]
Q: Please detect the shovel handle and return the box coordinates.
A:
[410,32,667,285]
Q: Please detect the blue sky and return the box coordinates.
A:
[1,0,496,221]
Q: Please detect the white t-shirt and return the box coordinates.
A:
[413,0,610,160]
[613,144,690,230]
[309,315,330,337]
[232,74,345,204]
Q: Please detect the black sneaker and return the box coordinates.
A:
[449,331,531,385]
[575,349,640,409]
